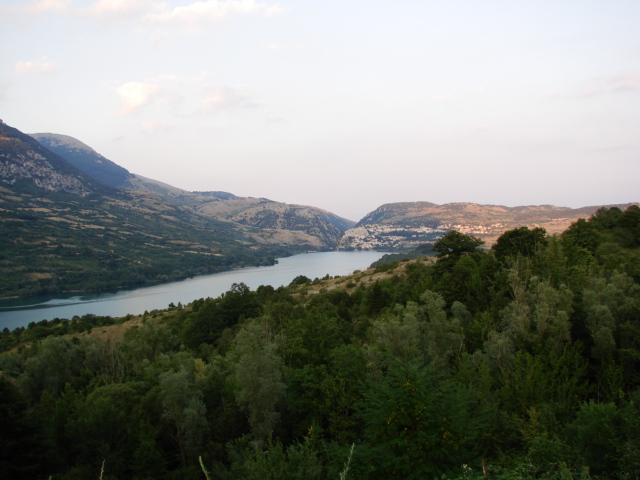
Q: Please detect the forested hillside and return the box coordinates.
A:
[1,205,639,479]
[0,122,300,297]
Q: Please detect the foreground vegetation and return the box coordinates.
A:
[1,205,639,479]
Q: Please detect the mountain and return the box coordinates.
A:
[124,176,355,249]
[29,132,355,250]
[8,119,635,297]
[29,133,134,189]
[124,174,355,246]
[192,197,354,247]
[0,121,286,297]
[0,123,102,197]
[339,201,638,251]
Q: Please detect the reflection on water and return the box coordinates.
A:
[0,251,386,331]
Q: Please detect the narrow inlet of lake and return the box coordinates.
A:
[0,251,387,331]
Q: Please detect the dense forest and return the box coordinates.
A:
[1,205,639,479]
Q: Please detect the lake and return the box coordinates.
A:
[0,251,386,331]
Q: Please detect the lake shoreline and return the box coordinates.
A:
[0,251,387,331]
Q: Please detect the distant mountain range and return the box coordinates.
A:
[29,131,354,250]
[1,118,636,296]
[0,121,352,297]
[338,201,638,251]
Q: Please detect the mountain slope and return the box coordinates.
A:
[124,177,356,249]
[1,123,102,197]
[29,132,355,249]
[340,201,638,251]
[29,132,134,188]
[0,121,283,297]
[194,196,354,248]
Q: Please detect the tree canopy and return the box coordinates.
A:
[433,230,485,258]
[1,206,640,479]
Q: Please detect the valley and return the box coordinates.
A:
[1,120,636,299]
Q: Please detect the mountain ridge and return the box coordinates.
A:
[29,131,355,250]
[341,200,637,251]
[4,120,638,297]
[1,124,106,197]
[29,132,134,189]
[0,122,293,297]
[22,127,637,253]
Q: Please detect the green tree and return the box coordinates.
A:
[287,345,365,442]
[364,280,391,316]
[228,437,322,480]
[0,376,43,479]
[159,367,209,468]
[121,321,178,378]
[230,320,286,445]
[562,218,599,254]
[568,401,624,474]
[182,283,261,348]
[289,275,311,286]
[354,361,485,479]
[500,276,572,355]
[18,337,83,401]
[366,300,426,367]
[421,290,464,371]
[68,382,143,477]
[581,272,639,366]
[618,204,640,246]
[493,226,547,261]
[433,230,484,259]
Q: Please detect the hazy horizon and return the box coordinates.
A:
[1,1,639,220]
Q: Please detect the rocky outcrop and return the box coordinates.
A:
[0,125,95,196]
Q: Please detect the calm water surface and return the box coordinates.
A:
[0,251,386,331]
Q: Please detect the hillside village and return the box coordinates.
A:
[340,222,541,251]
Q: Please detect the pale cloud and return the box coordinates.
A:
[84,0,156,22]
[471,124,493,133]
[142,0,283,31]
[0,0,70,17]
[198,84,253,115]
[575,71,640,98]
[610,72,640,92]
[114,74,254,117]
[115,82,164,115]
[2,0,281,29]
[577,85,605,98]
[22,0,70,15]
[15,57,58,75]
[259,41,306,52]
[141,121,174,134]
[155,74,185,85]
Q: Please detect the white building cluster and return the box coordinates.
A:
[339,222,508,251]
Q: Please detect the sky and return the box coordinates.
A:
[1,0,639,221]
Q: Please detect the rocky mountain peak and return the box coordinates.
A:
[30,132,133,188]
[0,122,95,196]
[30,132,97,154]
